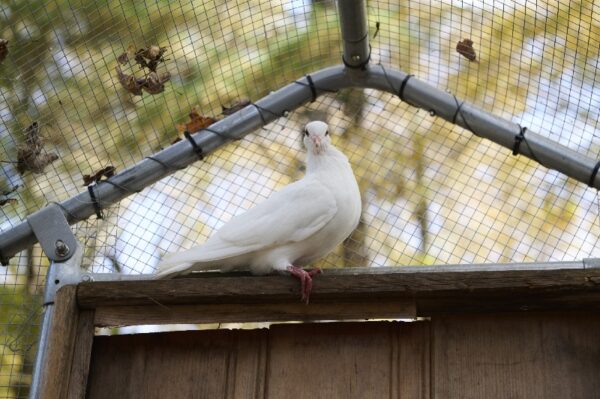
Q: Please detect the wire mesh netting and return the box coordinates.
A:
[1,0,600,396]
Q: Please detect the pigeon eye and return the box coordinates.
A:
[325,130,329,136]
[304,130,309,137]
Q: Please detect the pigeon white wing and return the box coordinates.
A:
[158,179,337,270]
[217,178,337,251]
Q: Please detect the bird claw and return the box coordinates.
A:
[287,266,322,304]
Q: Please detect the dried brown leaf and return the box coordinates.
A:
[142,71,170,95]
[82,165,116,186]
[221,98,251,116]
[117,44,136,64]
[176,107,216,133]
[16,123,59,174]
[116,65,143,95]
[0,198,17,207]
[456,39,477,62]
[117,52,129,65]
[135,45,167,72]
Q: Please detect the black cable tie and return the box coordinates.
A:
[251,103,288,125]
[306,75,317,102]
[87,184,104,219]
[0,247,8,266]
[589,161,600,188]
[452,99,464,125]
[342,44,372,70]
[513,125,527,156]
[184,130,203,160]
[251,103,268,125]
[345,31,369,44]
[398,74,414,102]
[450,94,478,135]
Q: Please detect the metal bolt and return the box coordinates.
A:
[54,240,70,257]
[81,274,93,282]
[351,54,361,62]
[282,110,290,117]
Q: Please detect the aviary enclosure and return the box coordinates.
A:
[1,0,600,398]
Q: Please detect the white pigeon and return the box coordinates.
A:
[155,121,362,303]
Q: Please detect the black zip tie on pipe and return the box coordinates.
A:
[184,130,203,160]
[87,184,104,219]
[450,94,478,135]
[379,64,399,97]
[452,99,464,125]
[251,103,284,125]
[398,74,414,102]
[306,74,317,102]
[589,161,600,188]
[252,103,267,125]
[0,247,7,266]
[293,79,337,97]
[513,125,527,156]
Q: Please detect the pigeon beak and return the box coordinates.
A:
[311,136,322,154]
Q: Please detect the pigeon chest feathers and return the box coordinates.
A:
[293,150,362,264]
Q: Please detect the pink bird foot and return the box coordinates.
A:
[287,266,322,304]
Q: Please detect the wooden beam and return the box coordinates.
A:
[76,265,600,314]
[67,310,95,398]
[39,285,79,399]
[93,300,416,327]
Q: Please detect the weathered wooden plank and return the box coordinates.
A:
[39,285,79,399]
[265,322,395,398]
[398,320,431,399]
[432,312,600,399]
[227,330,267,399]
[76,266,600,314]
[87,321,435,398]
[87,330,266,399]
[67,310,95,399]
[93,300,416,327]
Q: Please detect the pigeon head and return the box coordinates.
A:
[303,121,330,155]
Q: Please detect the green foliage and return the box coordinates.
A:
[0,285,40,398]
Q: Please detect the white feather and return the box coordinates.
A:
[155,120,362,279]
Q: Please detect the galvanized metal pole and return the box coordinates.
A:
[337,0,370,68]
[28,264,57,399]
[1,64,600,264]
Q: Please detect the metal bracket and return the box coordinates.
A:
[42,245,84,305]
[27,204,78,263]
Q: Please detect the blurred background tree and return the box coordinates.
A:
[1,0,600,396]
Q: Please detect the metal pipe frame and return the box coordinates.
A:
[2,0,599,264]
[2,63,599,263]
[338,0,370,68]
